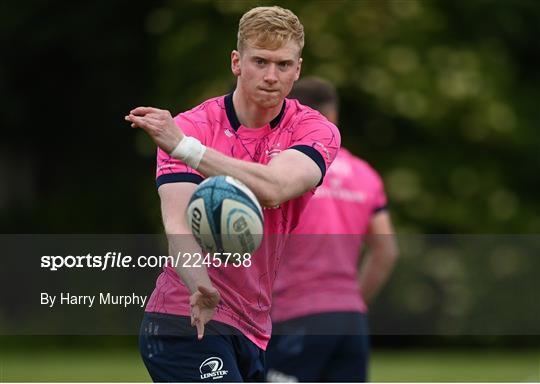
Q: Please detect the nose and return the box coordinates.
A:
[263,64,278,84]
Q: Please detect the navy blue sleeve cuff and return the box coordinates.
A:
[373,204,388,214]
[156,173,204,188]
[289,145,327,186]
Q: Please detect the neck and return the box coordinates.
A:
[232,89,283,128]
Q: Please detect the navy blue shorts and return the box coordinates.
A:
[266,312,369,382]
[139,312,266,382]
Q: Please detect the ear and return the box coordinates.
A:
[231,50,241,77]
[294,57,303,81]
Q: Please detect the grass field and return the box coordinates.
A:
[370,349,539,382]
[1,347,538,382]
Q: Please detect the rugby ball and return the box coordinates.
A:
[186,176,264,254]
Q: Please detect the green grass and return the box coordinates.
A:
[0,348,538,382]
[1,348,149,382]
[370,349,539,382]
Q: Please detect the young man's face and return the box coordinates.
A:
[232,40,302,109]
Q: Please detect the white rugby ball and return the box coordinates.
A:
[186,176,264,254]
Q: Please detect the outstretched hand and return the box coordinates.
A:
[189,285,220,340]
[125,107,184,153]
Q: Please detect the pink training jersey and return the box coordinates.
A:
[271,148,387,322]
[145,94,340,349]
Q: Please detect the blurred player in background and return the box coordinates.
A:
[126,7,340,382]
[266,77,398,382]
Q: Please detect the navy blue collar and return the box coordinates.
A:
[224,92,286,132]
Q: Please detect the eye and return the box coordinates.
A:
[278,62,292,70]
[255,58,266,65]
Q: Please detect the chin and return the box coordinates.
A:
[256,94,282,109]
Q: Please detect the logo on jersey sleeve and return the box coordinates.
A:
[313,141,331,161]
[266,143,282,158]
[199,357,229,380]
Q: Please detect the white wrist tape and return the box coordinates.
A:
[170,136,207,169]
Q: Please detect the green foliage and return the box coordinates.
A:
[145,0,540,233]
[2,0,538,233]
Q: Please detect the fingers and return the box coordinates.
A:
[198,285,220,307]
[125,106,173,134]
[190,303,206,340]
[125,114,162,130]
[198,285,214,295]
[191,304,199,326]
[198,285,219,298]
[130,106,163,116]
[195,319,205,340]
[124,115,145,130]
[189,288,219,342]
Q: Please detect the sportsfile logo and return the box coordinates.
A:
[199,357,229,380]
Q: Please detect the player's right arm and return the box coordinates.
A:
[358,211,399,304]
[126,106,340,208]
[159,181,220,339]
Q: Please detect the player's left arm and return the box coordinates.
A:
[358,211,399,305]
[196,147,321,207]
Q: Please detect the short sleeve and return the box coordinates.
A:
[372,170,388,214]
[288,111,341,185]
[156,113,207,188]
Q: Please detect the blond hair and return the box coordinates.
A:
[237,6,304,54]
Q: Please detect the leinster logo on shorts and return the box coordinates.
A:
[199,357,229,380]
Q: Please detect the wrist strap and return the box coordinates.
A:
[170,136,207,169]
